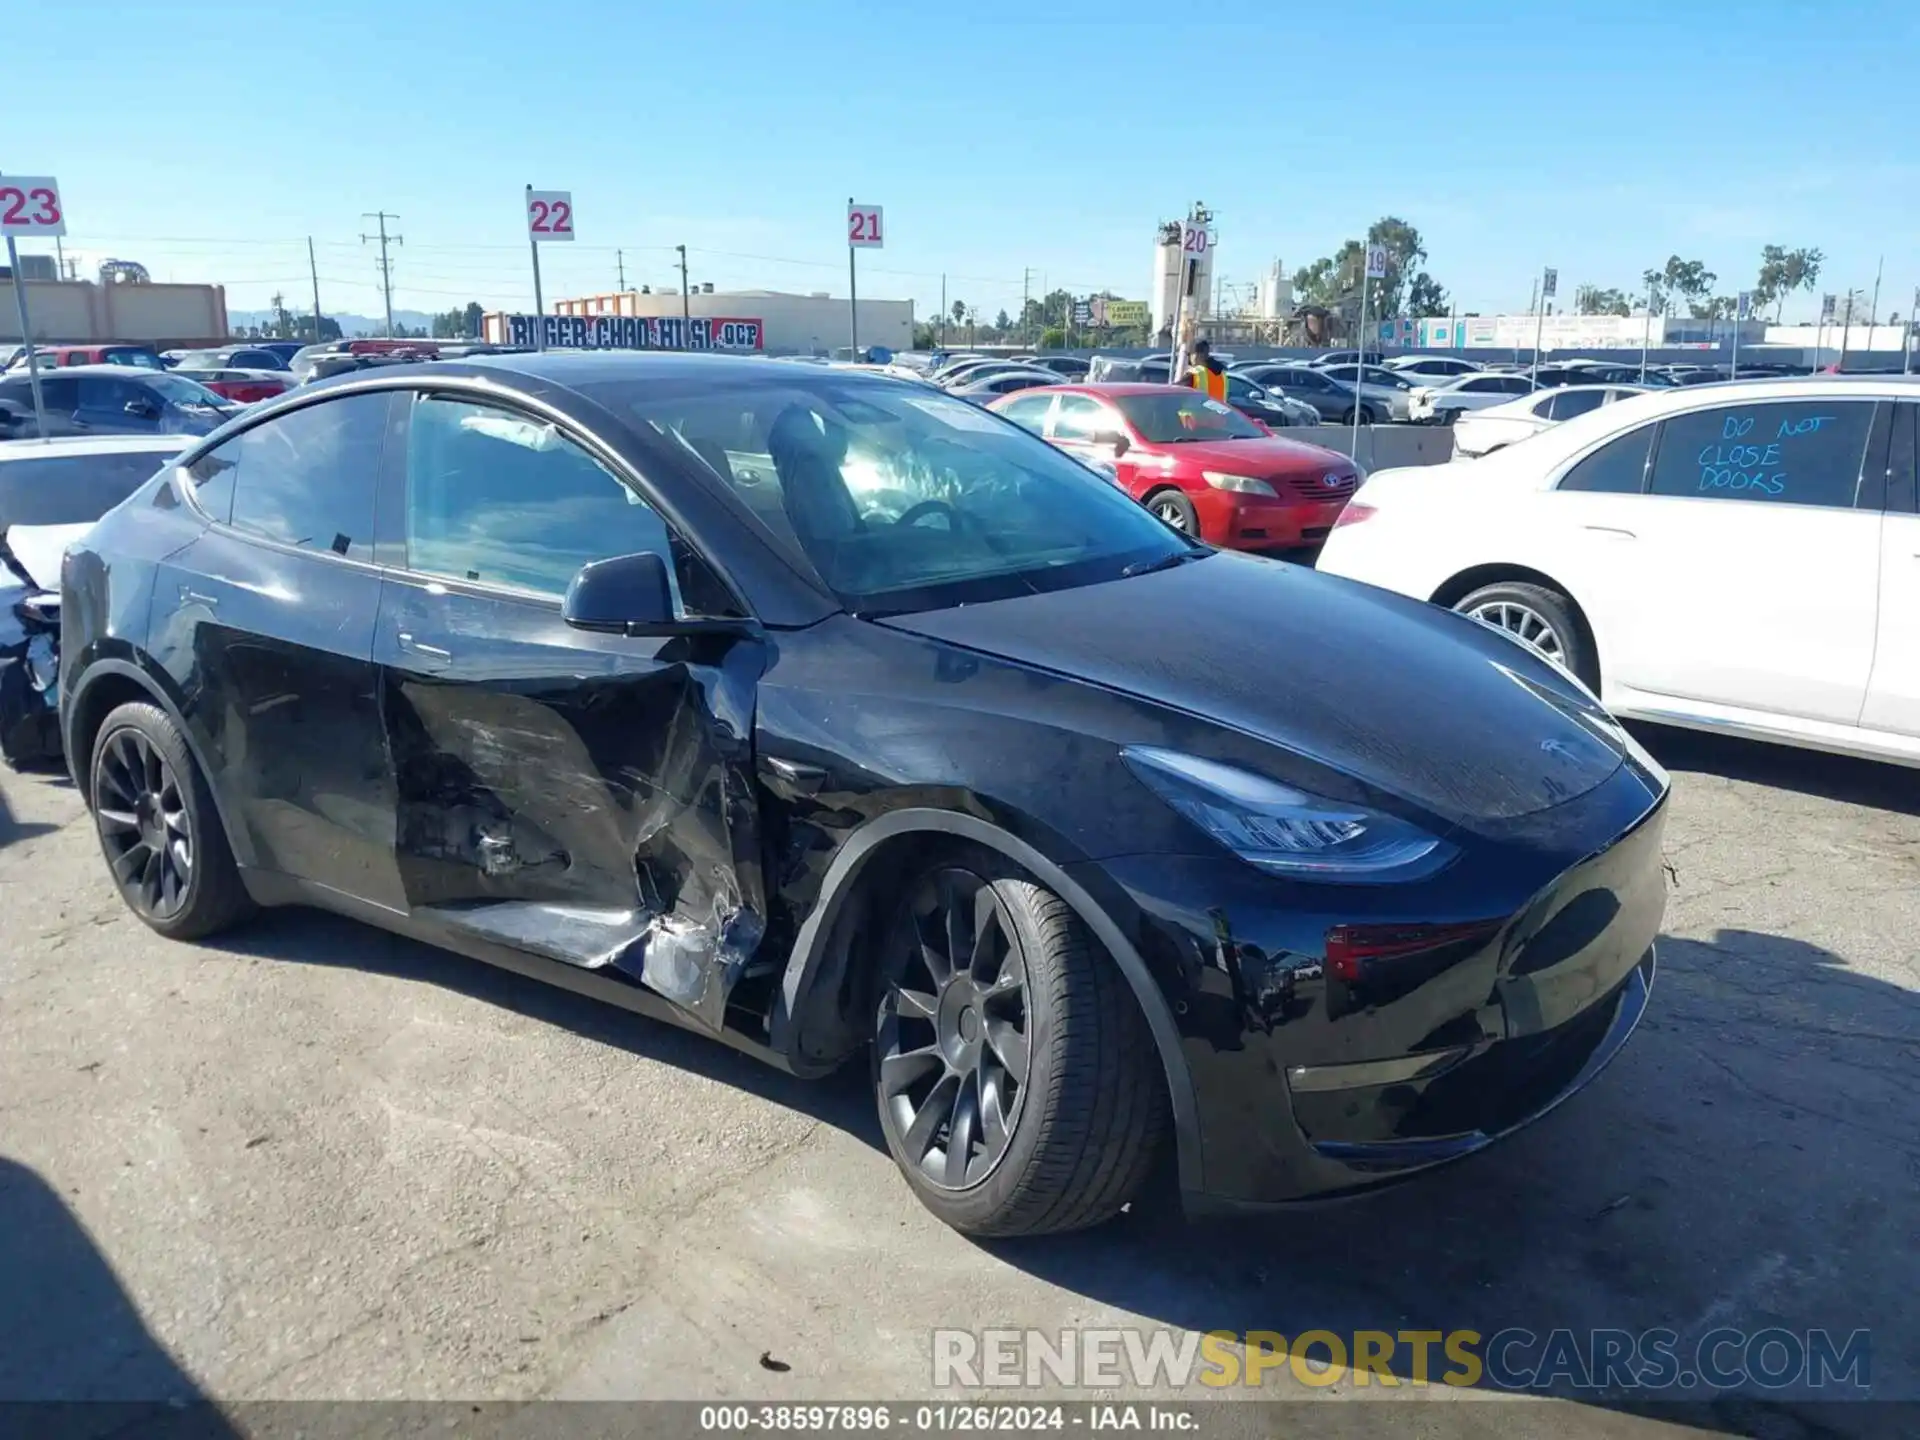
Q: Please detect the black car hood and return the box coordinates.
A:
[875,550,1626,829]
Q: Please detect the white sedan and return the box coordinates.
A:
[1407,371,1538,423]
[1452,384,1649,458]
[1316,376,1920,766]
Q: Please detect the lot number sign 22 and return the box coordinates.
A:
[0,176,66,238]
[526,190,575,242]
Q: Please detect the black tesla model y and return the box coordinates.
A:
[60,354,1668,1235]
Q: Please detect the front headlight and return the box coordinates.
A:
[1200,471,1278,496]
[1121,746,1457,884]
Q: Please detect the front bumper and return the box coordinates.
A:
[1070,756,1668,1209]
[1195,492,1353,550]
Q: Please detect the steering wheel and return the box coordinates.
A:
[894,499,964,530]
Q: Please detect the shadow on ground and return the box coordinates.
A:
[1633,722,1920,817]
[0,1156,237,1434]
[0,782,56,851]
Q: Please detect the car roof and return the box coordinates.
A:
[0,433,192,462]
[9,364,180,380]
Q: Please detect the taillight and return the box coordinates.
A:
[1331,501,1376,527]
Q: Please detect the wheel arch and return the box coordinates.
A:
[63,658,251,866]
[1428,562,1606,686]
[768,807,1203,1193]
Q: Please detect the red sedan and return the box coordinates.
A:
[183,368,296,404]
[990,382,1359,552]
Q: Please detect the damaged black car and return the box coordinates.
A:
[60,355,1669,1236]
[1,435,191,766]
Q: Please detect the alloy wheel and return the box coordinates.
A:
[94,728,193,920]
[877,867,1032,1190]
[1467,599,1567,668]
[1151,498,1191,531]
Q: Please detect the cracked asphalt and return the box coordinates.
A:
[1,725,1915,1439]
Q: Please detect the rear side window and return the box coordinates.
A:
[995,393,1052,434]
[0,450,173,527]
[205,393,387,558]
[1559,426,1653,494]
[1548,390,1606,421]
[404,395,674,598]
[1648,399,1875,508]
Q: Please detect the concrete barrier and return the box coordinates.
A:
[1285,423,1456,472]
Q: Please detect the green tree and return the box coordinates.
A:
[993,308,1011,332]
[1754,244,1824,321]
[1039,326,1066,350]
[1574,285,1632,316]
[951,300,967,328]
[1291,217,1440,327]
[1407,273,1448,317]
[1642,256,1717,316]
[463,301,484,338]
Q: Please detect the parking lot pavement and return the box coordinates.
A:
[2,729,1915,1438]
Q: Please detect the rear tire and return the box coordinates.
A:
[871,846,1169,1237]
[89,701,253,941]
[1453,581,1597,689]
[1142,487,1199,537]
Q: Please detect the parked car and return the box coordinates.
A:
[172,346,292,372]
[1314,364,1417,422]
[180,368,299,405]
[1319,376,1920,765]
[1384,355,1483,382]
[1234,364,1379,423]
[1,435,193,765]
[935,358,1031,390]
[1009,355,1092,380]
[1408,371,1539,423]
[990,382,1359,548]
[0,367,239,438]
[948,369,1064,403]
[1451,385,1649,458]
[59,352,1669,1235]
[1219,371,1312,427]
[6,344,165,373]
[1305,350,1384,369]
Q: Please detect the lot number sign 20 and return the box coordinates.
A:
[526,190,575,242]
[848,203,884,248]
[0,176,66,238]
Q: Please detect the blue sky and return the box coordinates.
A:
[10,0,1918,326]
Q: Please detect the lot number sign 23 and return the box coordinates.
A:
[0,176,66,237]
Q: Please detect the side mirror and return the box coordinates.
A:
[562,551,752,638]
[1092,429,1130,457]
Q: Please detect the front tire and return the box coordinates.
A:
[872,847,1169,1237]
[1453,581,1597,688]
[1143,487,1199,537]
[89,701,252,940]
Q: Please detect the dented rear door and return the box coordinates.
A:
[373,391,768,1033]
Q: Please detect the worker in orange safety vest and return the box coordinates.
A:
[1184,337,1228,400]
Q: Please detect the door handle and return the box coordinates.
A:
[1583,525,1637,540]
[396,631,453,666]
[178,585,219,608]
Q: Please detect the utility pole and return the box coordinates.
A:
[1640,280,1656,384]
[307,237,324,343]
[1022,268,1033,347]
[54,236,67,282]
[675,244,691,349]
[361,211,402,336]
[1869,256,1883,326]
[617,249,627,293]
[939,273,946,348]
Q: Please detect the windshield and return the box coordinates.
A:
[0,449,173,528]
[141,372,230,408]
[1111,391,1265,443]
[605,378,1198,614]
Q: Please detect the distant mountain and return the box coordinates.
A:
[227,308,438,338]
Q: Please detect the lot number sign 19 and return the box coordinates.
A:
[526,189,575,241]
[0,176,65,237]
